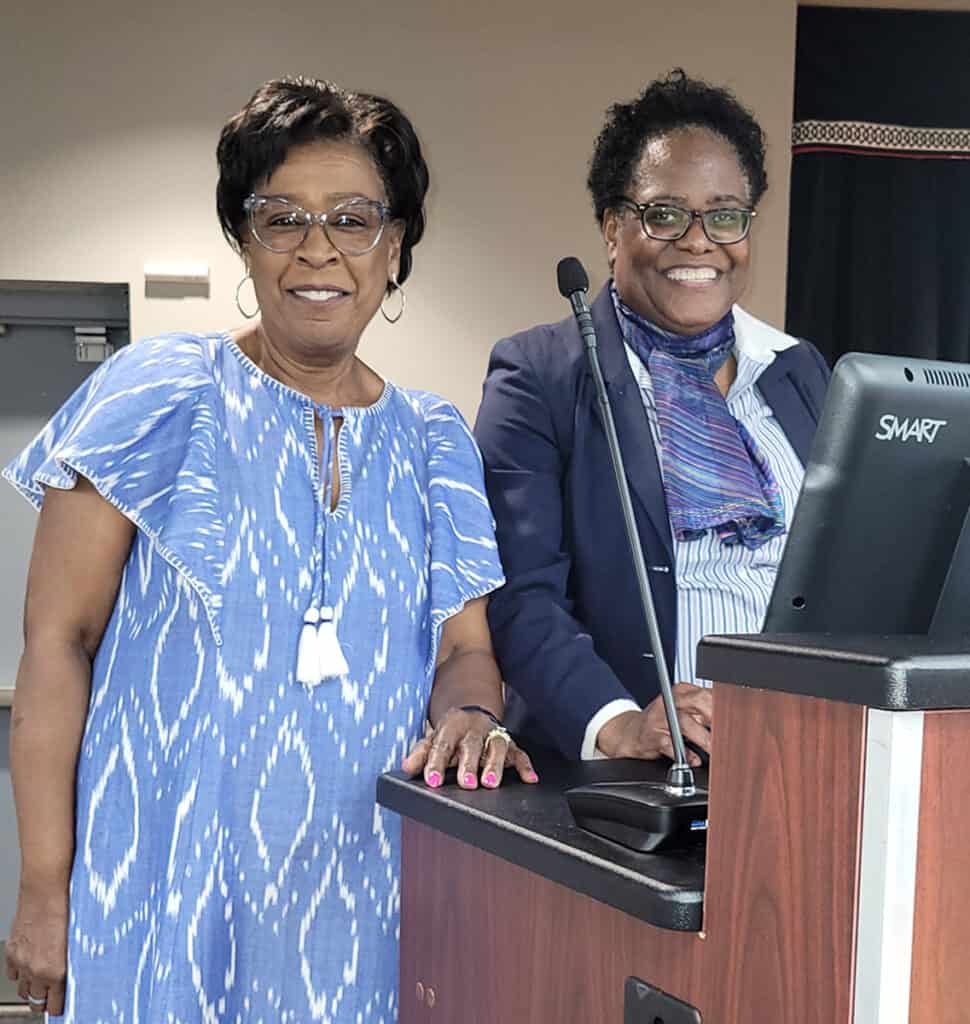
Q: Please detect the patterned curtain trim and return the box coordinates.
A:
[792,119,970,159]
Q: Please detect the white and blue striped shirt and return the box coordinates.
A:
[582,307,806,758]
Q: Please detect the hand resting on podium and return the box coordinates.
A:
[595,684,712,767]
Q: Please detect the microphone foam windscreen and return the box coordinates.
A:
[557,257,589,298]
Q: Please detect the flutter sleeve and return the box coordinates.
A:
[2,333,226,643]
[421,395,505,670]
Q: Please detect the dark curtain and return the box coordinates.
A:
[785,6,970,365]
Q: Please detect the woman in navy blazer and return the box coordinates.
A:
[475,71,830,762]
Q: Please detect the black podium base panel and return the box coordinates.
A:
[625,977,702,1023]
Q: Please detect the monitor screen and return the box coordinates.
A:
[763,353,970,637]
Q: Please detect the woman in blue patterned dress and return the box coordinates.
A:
[3,77,535,1022]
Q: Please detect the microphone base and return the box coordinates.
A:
[566,780,709,854]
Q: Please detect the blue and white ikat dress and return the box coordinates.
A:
[4,333,504,1023]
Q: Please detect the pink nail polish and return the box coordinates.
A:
[463,773,477,787]
[484,771,498,787]
[427,771,442,788]
[526,771,539,783]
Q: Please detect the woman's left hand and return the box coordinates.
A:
[401,708,538,790]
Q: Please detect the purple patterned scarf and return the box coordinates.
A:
[611,285,785,549]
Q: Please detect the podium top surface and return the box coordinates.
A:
[698,633,970,709]
[378,753,705,932]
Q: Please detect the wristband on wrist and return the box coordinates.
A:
[458,704,503,727]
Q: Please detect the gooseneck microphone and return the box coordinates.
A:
[557,258,598,347]
[558,257,708,852]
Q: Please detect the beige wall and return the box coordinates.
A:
[0,0,798,421]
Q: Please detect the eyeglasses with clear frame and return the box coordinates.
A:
[243,194,391,255]
[610,196,756,245]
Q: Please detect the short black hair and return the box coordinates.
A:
[587,69,767,223]
[217,76,429,286]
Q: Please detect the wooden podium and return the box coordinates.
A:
[377,634,970,1023]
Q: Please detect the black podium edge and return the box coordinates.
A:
[697,633,970,709]
[377,773,703,932]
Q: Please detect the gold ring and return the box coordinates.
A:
[484,725,511,749]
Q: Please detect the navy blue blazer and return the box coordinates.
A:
[474,286,831,758]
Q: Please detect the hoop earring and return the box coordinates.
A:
[381,277,406,324]
[235,274,259,319]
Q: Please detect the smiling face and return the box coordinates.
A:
[604,127,753,335]
[242,140,402,360]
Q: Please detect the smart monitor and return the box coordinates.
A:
[763,352,970,638]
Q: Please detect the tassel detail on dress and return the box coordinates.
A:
[317,606,349,680]
[296,607,322,687]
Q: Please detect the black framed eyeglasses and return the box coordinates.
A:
[610,197,756,245]
[243,194,390,255]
